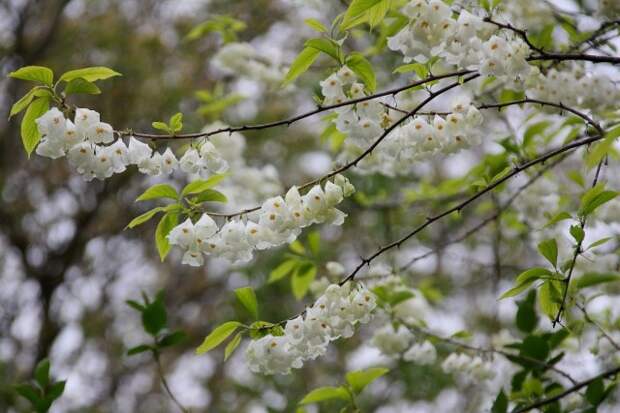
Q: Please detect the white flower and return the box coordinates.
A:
[36,107,65,138]
[105,140,129,173]
[36,138,66,159]
[404,340,437,364]
[337,65,356,84]
[74,108,100,138]
[67,142,95,173]
[167,218,196,249]
[160,147,178,175]
[320,73,344,98]
[179,148,202,175]
[200,141,229,175]
[372,325,413,356]
[127,137,152,165]
[86,122,114,144]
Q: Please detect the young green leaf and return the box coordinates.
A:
[305,38,341,62]
[9,66,54,86]
[537,239,558,268]
[64,78,101,95]
[34,359,51,388]
[235,287,259,319]
[169,112,183,132]
[340,0,383,30]
[269,259,298,283]
[196,321,242,354]
[224,332,242,360]
[159,331,187,348]
[291,263,316,299]
[539,280,563,320]
[126,207,166,229]
[59,66,121,82]
[21,96,49,156]
[575,272,620,289]
[155,212,178,261]
[182,175,226,196]
[304,18,328,33]
[299,386,351,405]
[152,121,170,132]
[283,47,320,85]
[491,389,508,413]
[345,367,389,394]
[142,294,167,336]
[499,268,552,299]
[9,88,52,118]
[136,184,179,202]
[127,344,153,355]
[192,189,227,204]
[346,52,376,92]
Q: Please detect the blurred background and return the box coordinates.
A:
[1,0,619,412]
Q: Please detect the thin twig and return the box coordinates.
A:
[576,302,620,352]
[514,365,620,412]
[153,351,190,413]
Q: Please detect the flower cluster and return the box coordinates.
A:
[35,107,179,180]
[179,140,229,178]
[245,282,376,375]
[167,175,355,265]
[403,339,437,364]
[527,66,620,111]
[320,64,484,176]
[212,42,286,85]
[441,353,496,381]
[388,0,530,80]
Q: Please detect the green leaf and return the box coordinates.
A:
[192,189,227,204]
[155,212,178,261]
[196,321,242,354]
[127,344,153,355]
[586,378,605,405]
[539,280,563,320]
[224,332,242,361]
[46,380,65,402]
[152,121,170,132]
[169,112,183,132]
[586,237,612,251]
[21,96,49,156]
[544,211,572,228]
[346,52,376,92]
[580,190,618,217]
[291,263,317,299]
[304,18,328,32]
[520,335,549,361]
[159,331,187,348]
[586,125,620,169]
[340,0,383,30]
[393,63,428,78]
[299,386,351,405]
[516,290,538,333]
[64,78,101,95]
[142,293,167,336]
[500,268,552,299]
[59,66,121,82]
[136,184,179,202]
[9,88,51,118]
[235,287,258,319]
[15,383,41,405]
[126,207,166,229]
[9,66,53,86]
[269,259,298,283]
[34,359,50,388]
[537,239,558,268]
[305,38,341,62]
[491,390,508,413]
[126,300,146,311]
[283,47,320,85]
[307,231,321,256]
[345,367,389,394]
[182,175,226,196]
[570,224,585,244]
[289,240,306,255]
[575,273,620,290]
